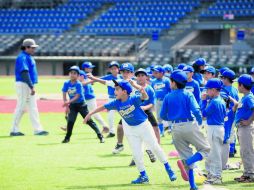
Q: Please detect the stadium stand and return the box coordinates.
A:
[0,35,23,55]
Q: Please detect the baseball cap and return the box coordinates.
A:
[193,58,206,66]
[120,62,134,72]
[82,61,95,69]
[109,61,120,68]
[152,65,165,73]
[249,67,254,74]
[163,64,173,73]
[69,66,80,74]
[238,74,254,87]
[219,67,229,74]
[221,69,236,80]
[22,39,39,47]
[113,79,132,94]
[79,70,87,77]
[183,65,194,73]
[135,68,148,76]
[177,63,187,70]
[170,70,187,85]
[205,78,223,89]
[200,66,216,74]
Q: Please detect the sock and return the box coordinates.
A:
[188,169,197,189]
[140,170,147,177]
[230,142,236,154]
[186,152,203,166]
[158,123,164,135]
[164,162,171,171]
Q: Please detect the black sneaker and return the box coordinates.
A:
[62,138,70,143]
[129,159,136,166]
[146,150,156,163]
[106,133,115,138]
[97,134,105,143]
[10,132,25,136]
[112,143,124,154]
[35,131,49,136]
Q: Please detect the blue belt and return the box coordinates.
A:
[172,118,194,123]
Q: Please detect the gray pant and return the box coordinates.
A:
[221,142,230,170]
[205,125,224,177]
[237,122,254,178]
[172,121,210,168]
[155,100,163,124]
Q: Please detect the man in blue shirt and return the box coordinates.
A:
[84,79,176,184]
[10,39,48,136]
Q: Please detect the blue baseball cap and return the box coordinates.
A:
[109,61,120,68]
[170,70,187,85]
[163,64,173,73]
[82,61,95,69]
[200,66,216,75]
[183,65,194,73]
[135,68,148,76]
[193,58,206,66]
[177,63,187,70]
[113,79,132,94]
[69,66,80,74]
[221,69,236,80]
[249,67,254,74]
[120,62,134,72]
[152,65,165,73]
[238,74,254,87]
[205,78,224,89]
[219,67,229,74]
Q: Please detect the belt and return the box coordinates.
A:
[172,118,194,123]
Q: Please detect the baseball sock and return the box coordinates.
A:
[158,123,164,135]
[230,142,236,154]
[164,162,171,171]
[140,170,147,177]
[188,169,197,189]
[186,152,203,166]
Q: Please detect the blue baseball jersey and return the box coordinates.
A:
[235,92,254,124]
[15,51,38,84]
[135,85,155,106]
[224,109,235,141]
[193,73,204,86]
[82,73,96,100]
[104,95,148,126]
[62,80,85,103]
[100,74,120,98]
[151,77,171,101]
[221,85,239,109]
[201,96,226,125]
[160,89,202,124]
[185,79,201,104]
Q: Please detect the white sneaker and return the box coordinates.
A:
[112,143,124,154]
[204,176,222,184]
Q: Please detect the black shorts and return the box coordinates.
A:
[145,110,158,127]
[118,119,122,125]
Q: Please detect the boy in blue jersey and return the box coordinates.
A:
[151,65,171,136]
[61,66,104,143]
[160,70,210,190]
[183,65,201,104]
[200,65,216,84]
[163,64,173,78]
[201,78,226,184]
[100,61,121,137]
[81,61,109,134]
[84,79,176,184]
[234,74,254,183]
[192,58,206,86]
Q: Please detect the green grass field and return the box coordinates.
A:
[0,77,251,190]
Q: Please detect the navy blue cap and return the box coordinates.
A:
[152,65,165,73]
[219,67,229,74]
[249,67,254,74]
[238,74,254,87]
[69,66,80,74]
[170,70,187,85]
[193,58,206,66]
[113,79,132,94]
[221,69,236,80]
[205,78,224,89]
[183,65,194,73]
[177,63,187,70]
[163,64,173,73]
[135,68,148,76]
[109,61,120,68]
[200,66,216,75]
[82,61,95,69]
[120,62,134,72]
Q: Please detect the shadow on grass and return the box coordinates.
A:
[69,165,130,171]
[97,153,131,158]
[0,136,11,139]
[65,183,141,189]
[37,143,61,146]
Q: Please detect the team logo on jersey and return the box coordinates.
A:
[154,83,165,90]
[238,102,243,109]
[185,86,194,93]
[119,105,135,117]
[122,63,129,68]
[224,116,228,122]
[68,87,77,96]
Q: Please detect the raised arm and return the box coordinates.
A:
[83,105,106,123]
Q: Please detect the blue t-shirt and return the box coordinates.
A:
[221,85,239,109]
[135,85,155,106]
[160,89,202,125]
[193,73,203,86]
[235,92,254,124]
[185,79,201,104]
[82,73,95,100]
[104,95,148,126]
[100,74,120,98]
[151,77,171,101]
[62,80,85,103]
[15,51,38,84]
[201,96,226,125]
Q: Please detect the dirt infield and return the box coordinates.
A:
[0,97,108,113]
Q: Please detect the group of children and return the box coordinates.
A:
[61,58,254,189]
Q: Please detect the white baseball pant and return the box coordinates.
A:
[108,98,116,133]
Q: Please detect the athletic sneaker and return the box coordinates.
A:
[129,159,135,166]
[146,150,156,163]
[60,126,67,131]
[112,143,124,154]
[204,176,222,184]
[34,131,49,136]
[97,134,105,143]
[131,175,149,184]
[177,159,189,181]
[62,138,70,143]
[166,168,177,181]
[10,132,25,136]
[106,133,115,138]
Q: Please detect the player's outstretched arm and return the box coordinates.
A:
[62,94,80,107]
[128,79,148,100]
[84,105,106,123]
[86,73,107,85]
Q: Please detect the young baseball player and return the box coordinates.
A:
[151,65,171,136]
[61,66,104,143]
[192,58,206,86]
[200,65,216,84]
[99,61,121,137]
[81,61,109,134]
[163,64,173,78]
[201,78,226,184]
[84,79,177,184]
[234,74,254,183]
[160,70,210,190]
[183,65,201,104]
[176,63,187,70]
